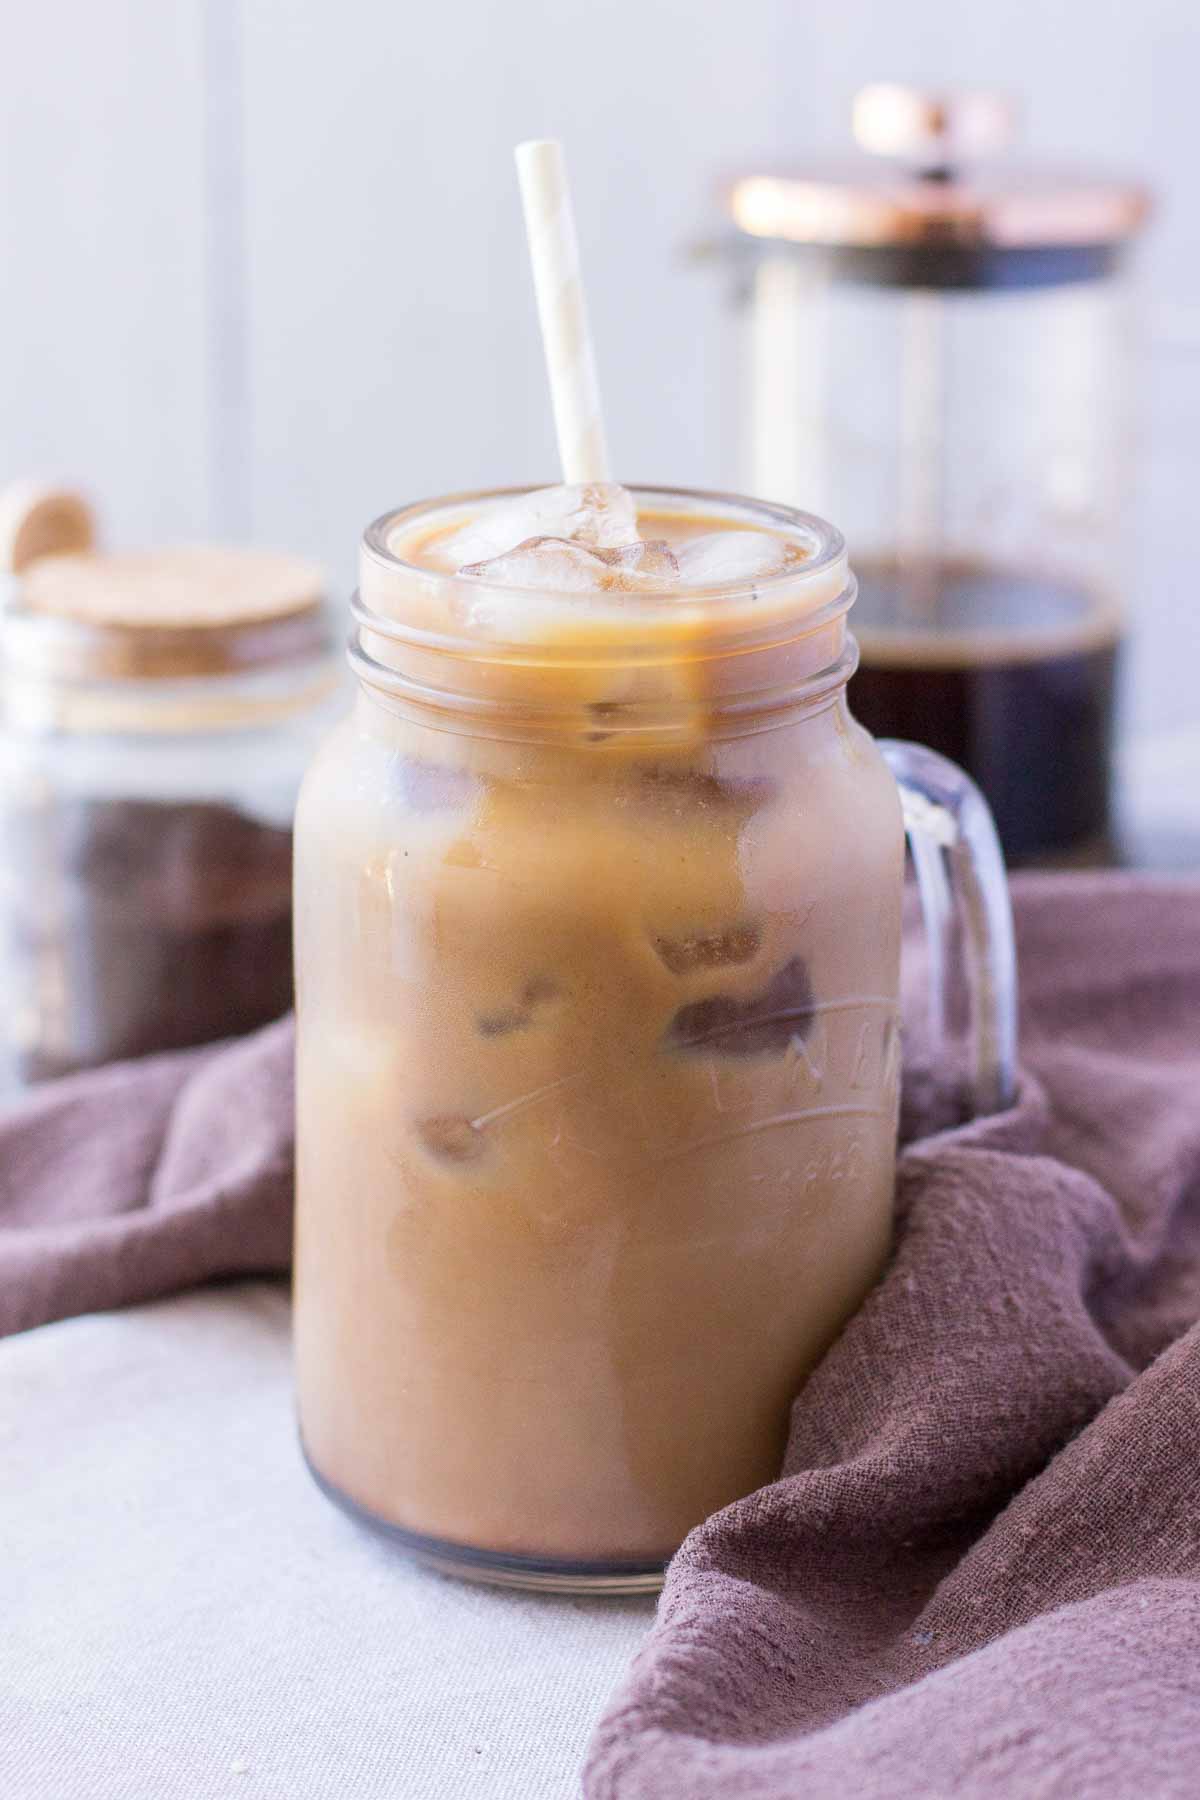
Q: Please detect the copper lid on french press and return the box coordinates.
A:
[720,84,1152,288]
[0,483,331,683]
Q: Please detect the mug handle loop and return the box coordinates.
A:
[879,739,1018,1121]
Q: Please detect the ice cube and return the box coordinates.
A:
[416,1115,488,1163]
[461,537,602,594]
[636,766,777,813]
[461,535,678,595]
[664,955,814,1056]
[675,531,795,588]
[477,975,559,1038]
[653,923,762,976]
[603,540,679,581]
[443,483,639,568]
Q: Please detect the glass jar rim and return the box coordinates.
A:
[359,483,848,650]
[352,487,855,743]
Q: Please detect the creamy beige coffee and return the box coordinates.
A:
[293,485,904,1581]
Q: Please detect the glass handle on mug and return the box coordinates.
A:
[879,739,1018,1124]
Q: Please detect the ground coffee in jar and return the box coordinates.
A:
[0,485,342,1087]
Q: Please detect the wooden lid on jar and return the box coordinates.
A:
[1,485,330,681]
[23,545,324,630]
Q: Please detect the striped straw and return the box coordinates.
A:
[514,139,611,485]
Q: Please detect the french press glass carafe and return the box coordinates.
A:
[707,85,1151,863]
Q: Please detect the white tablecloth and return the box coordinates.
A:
[0,1283,655,1799]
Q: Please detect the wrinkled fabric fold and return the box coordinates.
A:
[0,1016,293,1338]
[3,875,1200,1794]
[585,873,1200,1798]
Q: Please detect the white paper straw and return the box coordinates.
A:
[514,139,611,485]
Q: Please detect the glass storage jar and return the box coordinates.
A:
[0,487,343,1087]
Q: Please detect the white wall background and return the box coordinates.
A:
[3,0,1198,736]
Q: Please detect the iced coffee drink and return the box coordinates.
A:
[293,482,906,1586]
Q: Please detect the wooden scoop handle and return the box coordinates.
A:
[0,482,96,574]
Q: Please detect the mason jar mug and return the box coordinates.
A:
[293,486,1016,1591]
